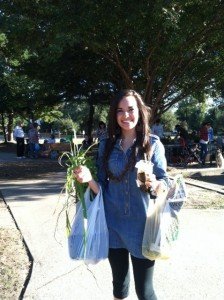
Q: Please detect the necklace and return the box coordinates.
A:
[120,137,136,152]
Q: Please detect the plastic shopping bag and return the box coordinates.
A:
[35,143,40,151]
[142,174,187,260]
[68,186,109,264]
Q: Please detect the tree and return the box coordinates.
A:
[206,99,224,133]
[67,0,224,120]
[1,0,224,125]
[175,97,207,131]
[160,110,178,132]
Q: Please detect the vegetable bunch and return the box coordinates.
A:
[59,142,97,236]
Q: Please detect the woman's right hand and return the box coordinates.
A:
[73,165,93,183]
[74,165,100,195]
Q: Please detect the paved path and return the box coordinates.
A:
[1,151,224,299]
[1,171,224,300]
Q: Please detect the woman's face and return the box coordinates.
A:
[116,96,139,133]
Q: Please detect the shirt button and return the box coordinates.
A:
[125,180,128,183]
[125,191,128,194]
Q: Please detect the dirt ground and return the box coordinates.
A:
[0,142,65,179]
[0,220,30,299]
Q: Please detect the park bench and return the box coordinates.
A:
[40,142,99,159]
[40,142,71,159]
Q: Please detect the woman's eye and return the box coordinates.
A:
[116,108,135,114]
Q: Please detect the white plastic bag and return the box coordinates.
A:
[68,186,109,264]
[142,174,187,260]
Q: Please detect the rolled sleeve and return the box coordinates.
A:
[151,138,169,188]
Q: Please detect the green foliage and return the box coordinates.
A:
[160,110,178,131]
[1,0,224,124]
[52,118,78,134]
[93,105,109,129]
[206,105,224,133]
[38,107,63,123]
[0,33,7,48]
[175,97,207,131]
[62,101,109,133]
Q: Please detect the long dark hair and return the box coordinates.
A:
[103,89,152,178]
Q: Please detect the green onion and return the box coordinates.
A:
[58,141,97,237]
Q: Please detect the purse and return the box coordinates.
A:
[68,186,109,265]
[142,174,187,260]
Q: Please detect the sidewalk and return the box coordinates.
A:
[0,156,224,299]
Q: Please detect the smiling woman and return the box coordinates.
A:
[116,96,139,148]
[73,89,169,300]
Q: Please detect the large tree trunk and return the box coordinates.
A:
[1,113,8,143]
[86,99,95,138]
[7,112,14,141]
[27,99,35,123]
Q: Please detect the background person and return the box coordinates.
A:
[74,89,169,300]
[151,118,164,139]
[48,133,56,144]
[13,121,25,158]
[199,122,209,165]
[207,122,215,163]
[207,123,214,143]
[175,124,189,147]
[96,121,107,141]
[81,134,92,150]
[28,122,39,158]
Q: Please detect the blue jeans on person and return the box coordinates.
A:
[200,143,208,165]
[29,143,38,158]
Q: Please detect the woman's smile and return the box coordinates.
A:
[116,96,139,131]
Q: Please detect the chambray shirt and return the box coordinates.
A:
[97,135,169,259]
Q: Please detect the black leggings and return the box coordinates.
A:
[108,248,157,300]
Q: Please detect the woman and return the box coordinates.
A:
[74,90,169,300]
[28,123,39,158]
[96,121,108,141]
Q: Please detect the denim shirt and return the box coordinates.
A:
[97,135,169,259]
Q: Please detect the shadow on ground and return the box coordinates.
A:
[193,174,224,187]
[0,161,66,179]
[0,179,65,202]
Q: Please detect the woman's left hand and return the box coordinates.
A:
[144,174,167,196]
[144,173,156,189]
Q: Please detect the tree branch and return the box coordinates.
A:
[100,48,134,88]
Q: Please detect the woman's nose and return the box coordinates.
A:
[123,111,130,117]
